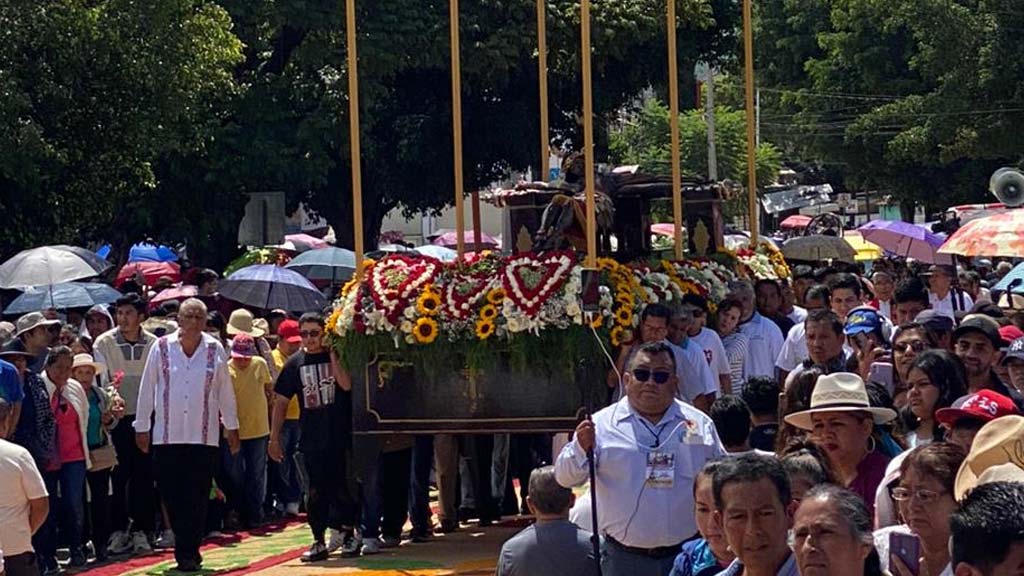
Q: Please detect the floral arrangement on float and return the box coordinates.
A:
[720,241,791,280]
[328,250,737,378]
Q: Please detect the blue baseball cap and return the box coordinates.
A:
[844,308,882,336]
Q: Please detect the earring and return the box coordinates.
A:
[867,435,877,453]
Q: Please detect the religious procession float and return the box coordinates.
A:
[326,174,790,433]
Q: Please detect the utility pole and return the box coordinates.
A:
[705,70,718,181]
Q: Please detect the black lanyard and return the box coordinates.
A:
[639,418,670,449]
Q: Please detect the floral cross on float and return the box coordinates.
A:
[328,250,739,370]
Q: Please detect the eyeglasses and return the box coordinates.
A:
[894,340,928,354]
[891,487,946,504]
[299,330,323,338]
[632,368,673,385]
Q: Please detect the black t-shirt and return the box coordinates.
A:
[274,350,351,452]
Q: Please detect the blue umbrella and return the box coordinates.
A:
[5,282,122,314]
[993,262,1024,296]
[219,265,326,312]
[284,247,357,283]
[413,245,457,262]
[128,243,178,263]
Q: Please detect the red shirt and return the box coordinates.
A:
[51,391,85,469]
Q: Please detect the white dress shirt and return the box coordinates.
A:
[930,290,973,320]
[134,331,239,447]
[555,397,725,548]
[786,305,808,325]
[738,312,784,379]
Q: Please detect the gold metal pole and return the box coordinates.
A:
[581,0,597,267]
[345,0,365,277]
[537,0,550,181]
[667,0,683,260]
[742,0,759,243]
[450,0,466,258]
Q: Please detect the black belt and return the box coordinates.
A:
[605,535,683,559]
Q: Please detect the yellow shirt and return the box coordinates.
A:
[228,357,272,440]
[271,348,300,420]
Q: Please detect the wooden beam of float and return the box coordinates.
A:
[742,0,759,243]
[345,0,365,277]
[667,0,683,261]
[450,0,467,258]
[537,0,550,181]
[580,0,597,268]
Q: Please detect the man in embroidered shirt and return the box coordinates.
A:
[712,454,798,576]
[93,293,159,556]
[134,298,240,572]
[556,341,725,576]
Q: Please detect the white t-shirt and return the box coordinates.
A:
[0,439,48,556]
[786,306,808,325]
[929,290,973,320]
[690,328,731,383]
[776,322,808,373]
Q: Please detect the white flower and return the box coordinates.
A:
[400,320,414,334]
[404,306,416,320]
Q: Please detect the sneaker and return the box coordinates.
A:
[340,530,362,558]
[154,529,175,549]
[285,502,300,516]
[107,531,132,556]
[380,535,401,548]
[300,541,329,563]
[326,528,344,554]
[409,529,433,543]
[205,530,226,539]
[69,548,87,567]
[131,531,153,554]
[438,519,458,533]
[360,538,380,555]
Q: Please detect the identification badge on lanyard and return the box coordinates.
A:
[645,452,675,489]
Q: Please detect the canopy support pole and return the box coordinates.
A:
[742,0,759,243]
[537,0,550,181]
[667,0,683,260]
[450,0,466,259]
[581,0,597,268]
[345,0,365,278]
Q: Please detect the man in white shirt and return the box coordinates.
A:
[135,299,240,573]
[780,279,807,325]
[678,295,732,395]
[0,398,49,576]
[926,264,973,320]
[870,270,895,320]
[556,342,725,575]
[727,281,784,381]
[777,274,863,382]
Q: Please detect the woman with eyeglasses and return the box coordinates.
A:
[891,323,936,408]
[902,351,967,449]
[37,346,92,570]
[876,443,965,576]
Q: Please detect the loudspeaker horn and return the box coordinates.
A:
[989,167,1024,207]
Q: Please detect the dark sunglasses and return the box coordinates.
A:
[46,324,61,334]
[632,368,673,385]
[894,340,928,354]
[299,330,323,338]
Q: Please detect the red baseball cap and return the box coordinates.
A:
[277,319,301,344]
[935,390,1020,427]
[999,325,1024,347]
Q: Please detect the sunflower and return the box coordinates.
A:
[486,287,506,305]
[475,319,495,340]
[413,317,439,344]
[615,292,634,307]
[416,289,442,316]
[326,308,342,333]
[479,304,498,321]
[590,314,603,329]
[340,277,359,297]
[614,306,633,327]
[596,257,618,272]
[610,325,625,347]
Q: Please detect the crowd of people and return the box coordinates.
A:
[2,258,1024,576]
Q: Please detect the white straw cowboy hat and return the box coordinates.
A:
[783,372,898,431]
[71,353,106,374]
[226,309,265,338]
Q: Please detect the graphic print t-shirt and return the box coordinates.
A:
[273,350,351,452]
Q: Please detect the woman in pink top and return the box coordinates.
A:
[38,346,91,568]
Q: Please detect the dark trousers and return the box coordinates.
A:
[222,436,269,526]
[408,435,433,533]
[268,420,302,508]
[154,444,218,567]
[87,469,113,554]
[460,435,499,522]
[361,447,412,540]
[35,461,87,566]
[3,552,41,576]
[111,418,155,532]
[303,447,356,543]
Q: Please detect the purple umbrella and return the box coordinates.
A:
[219,265,326,312]
[857,220,951,264]
[431,229,499,251]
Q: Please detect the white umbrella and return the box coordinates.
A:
[0,245,111,289]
